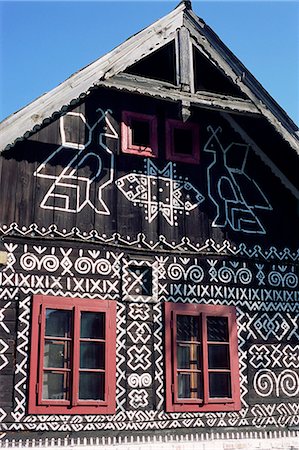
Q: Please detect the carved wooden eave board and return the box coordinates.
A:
[0,1,298,156]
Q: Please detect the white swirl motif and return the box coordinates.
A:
[284,272,298,289]
[268,271,283,287]
[188,266,204,283]
[253,370,274,397]
[279,370,299,397]
[127,373,152,388]
[218,266,234,284]
[127,373,140,388]
[140,373,152,387]
[75,257,92,274]
[167,264,184,281]
[20,254,38,271]
[94,259,112,275]
[237,268,252,284]
[41,255,59,272]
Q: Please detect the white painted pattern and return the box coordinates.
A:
[127,346,152,371]
[253,369,299,397]
[249,344,299,369]
[122,259,159,302]
[127,373,152,388]
[128,389,149,409]
[34,109,117,215]
[1,221,298,261]
[127,322,152,344]
[0,339,9,371]
[0,241,298,435]
[116,159,204,226]
[11,295,31,422]
[204,126,272,234]
[268,265,298,288]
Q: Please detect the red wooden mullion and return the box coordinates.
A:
[201,312,209,405]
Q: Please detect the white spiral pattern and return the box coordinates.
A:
[218,266,233,283]
[167,264,184,280]
[41,255,59,272]
[20,254,37,271]
[237,268,252,284]
[74,257,92,274]
[188,266,204,283]
[94,259,112,275]
[253,370,274,397]
[279,370,299,397]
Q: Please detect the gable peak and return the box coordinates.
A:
[177,0,192,10]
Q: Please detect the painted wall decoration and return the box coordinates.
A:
[34,109,117,215]
[0,241,298,435]
[116,160,204,226]
[204,126,272,234]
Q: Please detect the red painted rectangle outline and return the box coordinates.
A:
[165,119,200,164]
[28,295,116,415]
[121,111,158,157]
[165,302,241,413]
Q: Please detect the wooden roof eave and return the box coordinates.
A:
[97,73,261,116]
[0,3,185,153]
[183,10,299,155]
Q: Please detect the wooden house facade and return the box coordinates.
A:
[0,2,299,447]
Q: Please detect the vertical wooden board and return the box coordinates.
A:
[0,154,19,225]
[28,118,61,145]
[0,149,18,226]
[13,144,37,229]
[0,375,14,406]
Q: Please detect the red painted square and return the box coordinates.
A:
[121,111,158,157]
[166,119,199,164]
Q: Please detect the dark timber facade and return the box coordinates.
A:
[0,2,298,448]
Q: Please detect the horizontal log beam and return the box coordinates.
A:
[97,73,261,116]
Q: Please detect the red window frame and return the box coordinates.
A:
[28,295,116,414]
[165,303,240,412]
[121,111,158,157]
[165,119,200,164]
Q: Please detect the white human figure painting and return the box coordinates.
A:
[34,109,117,215]
[204,126,272,234]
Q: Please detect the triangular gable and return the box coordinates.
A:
[0,1,298,155]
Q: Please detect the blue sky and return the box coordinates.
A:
[0,1,298,124]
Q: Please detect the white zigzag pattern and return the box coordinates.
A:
[11,296,30,422]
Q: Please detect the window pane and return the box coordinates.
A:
[173,128,193,155]
[209,372,231,398]
[207,317,228,342]
[177,344,201,369]
[208,344,230,369]
[42,372,69,400]
[80,342,105,369]
[44,340,70,368]
[79,372,104,400]
[45,309,71,338]
[131,120,150,147]
[80,312,105,339]
[177,372,202,399]
[177,315,200,341]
